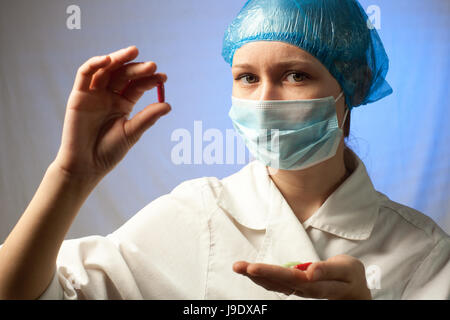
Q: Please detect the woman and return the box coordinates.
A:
[0,0,448,300]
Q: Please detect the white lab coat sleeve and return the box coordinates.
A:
[401,236,450,299]
[35,234,147,300]
[36,177,212,300]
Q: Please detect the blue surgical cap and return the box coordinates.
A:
[222,0,393,109]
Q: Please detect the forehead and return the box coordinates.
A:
[231,41,325,72]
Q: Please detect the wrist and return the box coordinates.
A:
[47,161,102,195]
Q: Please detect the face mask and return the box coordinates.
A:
[228,92,348,170]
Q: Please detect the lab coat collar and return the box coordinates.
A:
[218,148,379,241]
[301,149,380,240]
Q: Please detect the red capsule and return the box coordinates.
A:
[157,81,165,103]
[293,262,312,271]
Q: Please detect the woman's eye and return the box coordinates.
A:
[236,74,258,84]
[287,72,307,82]
[234,72,308,84]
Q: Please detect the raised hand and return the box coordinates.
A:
[54,46,171,181]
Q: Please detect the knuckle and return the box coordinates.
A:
[248,264,261,275]
[85,56,99,65]
[77,64,88,75]
[78,58,98,75]
[315,262,327,275]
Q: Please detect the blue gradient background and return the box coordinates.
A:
[0,0,448,240]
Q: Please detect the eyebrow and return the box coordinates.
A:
[232,60,313,70]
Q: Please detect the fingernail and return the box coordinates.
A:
[313,268,323,281]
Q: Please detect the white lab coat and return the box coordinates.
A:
[36,149,449,300]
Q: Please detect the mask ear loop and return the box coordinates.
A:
[340,107,349,130]
[335,91,349,130]
[335,91,344,103]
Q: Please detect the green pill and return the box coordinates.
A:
[282,261,302,268]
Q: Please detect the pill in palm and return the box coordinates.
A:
[282,261,312,271]
[294,262,312,271]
